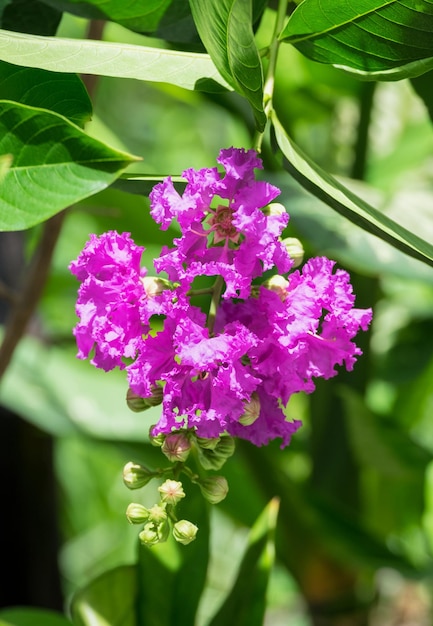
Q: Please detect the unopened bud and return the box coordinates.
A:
[162,432,191,463]
[126,386,163,412]
[123,461,155,489]
[158,479,185,506]
[126,503,150,524]
[141,276,172,298]
[139,522,160,547]
[149,428,165,447]
[173,520,198,545]
[195,436,220,450]
[196,435,235,471]
[147,503,167,524]
[263,274,289,301]
[263,202,287,217]
[198,476,229,504]
[281,237,304,268]
[239,392,261,426]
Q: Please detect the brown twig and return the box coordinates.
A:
[0,211,66,381]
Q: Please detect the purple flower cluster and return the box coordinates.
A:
[70,148,372,447]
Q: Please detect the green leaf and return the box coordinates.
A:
[271,110,433,269]
[42,0,170,32]
[136,487,209,626]
[411,70,433,124]
[208,498,279,626]
[0,61,91,126]
[71,565,137,626]
[1,0,62,36]
[0,608,71,626]
[189,0,265,129]
[0,28,230,92]
[280,0,433,73]
[0,100,136,231]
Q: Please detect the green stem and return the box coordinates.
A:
[253,0,289,153]
[187,286,215,297]
[207,275,224,335]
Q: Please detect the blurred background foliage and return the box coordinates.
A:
[1,5,433,626]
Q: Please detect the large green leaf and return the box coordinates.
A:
[271,111,433,269]
[71,565,137,626]
[208,498,279,626]
[1,0,62,36]
[0,100,136,231]
[42,0,170,32]
[0,61,91,126]
[189,0,265,129]
[280,0,433,73]
[0,28,230,92]
[0,609,71,626]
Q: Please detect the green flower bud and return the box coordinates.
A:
[126,386,163,412]
[263,202,287,217]
[139,522,160,547]
[173,520,198,545]
[198,476,229,504]
[161,432,191,463]
[196,435,235,471]
[281,237,304,268]
[126,503,150,524]
[239,392,261,426]
[123,461,155,489]
[195,436,220,450]
[149,428,165,447]
[263,274,289,301]
[147,503,167,524]
[158,479,186,506]
[141,276,172,298]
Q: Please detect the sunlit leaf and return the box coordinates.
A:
[0,61,91,126]
[208,498,279,626]
[71,565,136,626]
[0,100,136,231]
[189,0,265,129]
[0,29,230,92]
[271,110,433,268]
[280,0,433,73]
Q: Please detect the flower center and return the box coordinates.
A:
[208,205,240,244]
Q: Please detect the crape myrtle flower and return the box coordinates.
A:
[150,147,292,298]
[70,147,372,449]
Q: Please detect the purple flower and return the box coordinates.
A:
[70,231,147,371]
[150,147,292,298]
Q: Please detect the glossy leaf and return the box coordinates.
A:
[0,28,230,92]
[0,609,71,626]
[71,565,137,626]
[208,498,279,626]
[0,101,136,231]
[42,0,169,32]
[189,0,265,129]
[280,0,433,73]
[271,110,433,268]
[0,61,91,126]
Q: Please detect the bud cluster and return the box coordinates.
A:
[122,430,234,546]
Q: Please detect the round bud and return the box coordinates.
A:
[141,276,172,298]
[281,237,304,268]
[161,432,191,463]
[158,479,186,506]
[126,503,150,524]
[239,392,261,426]
[263,202,287,217]
[196,435,235,471]
[173,520,198,545]
[123,461,155,489]
[198,476,229,504]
